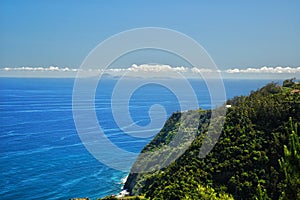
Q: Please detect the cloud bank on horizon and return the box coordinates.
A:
[2,66,78,72]
[1,64,300,79]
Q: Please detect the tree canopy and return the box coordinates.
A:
[124,80,300,200]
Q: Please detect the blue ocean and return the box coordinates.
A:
[0,78,278,199]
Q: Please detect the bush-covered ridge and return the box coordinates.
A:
[124,79,300,200]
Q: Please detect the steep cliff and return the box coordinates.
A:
[124,80,300,200]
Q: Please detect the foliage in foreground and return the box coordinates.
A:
[278,118,300,199]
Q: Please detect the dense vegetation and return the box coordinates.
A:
[124,79,300,200]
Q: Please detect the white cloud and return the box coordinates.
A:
[111,64,213,74]
[108,68,126,72]
[1,64,299,78]
[103,64,215,78]
[2,66,78,72]
[226,66,300,74]
[125,64,188,73]
[191,67,213,73]
[0,64,218,75]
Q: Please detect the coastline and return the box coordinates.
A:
[121,175,128,187]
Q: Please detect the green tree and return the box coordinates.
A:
[278,118,300,200]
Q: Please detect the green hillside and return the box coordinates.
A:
[124,79,300,200]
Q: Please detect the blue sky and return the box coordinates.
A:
[0,0,299,73]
